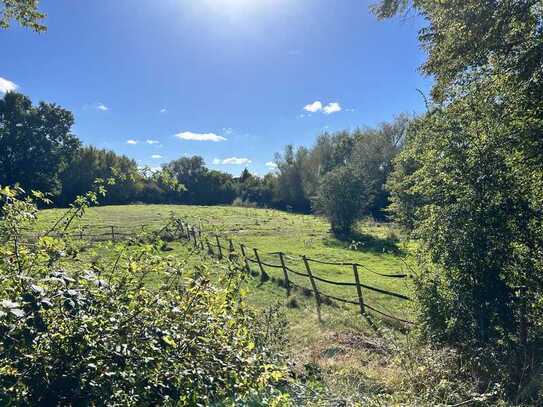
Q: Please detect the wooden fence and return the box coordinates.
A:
[16,219,413,325]
[173,219,413,326]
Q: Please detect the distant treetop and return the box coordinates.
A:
[1,0,47,32]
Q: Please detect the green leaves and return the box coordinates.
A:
[0,0,47,32]
[0,192,287,405]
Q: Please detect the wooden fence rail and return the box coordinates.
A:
[18,218,414,326]
[173,219,414,326]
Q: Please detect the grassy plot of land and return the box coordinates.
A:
[36,204,415,323]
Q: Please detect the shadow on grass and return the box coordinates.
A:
[323,230,405,256]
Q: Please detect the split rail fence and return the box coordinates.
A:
[17,219,413,325]
[173,219,413,326]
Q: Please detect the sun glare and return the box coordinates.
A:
[204,0,267,16]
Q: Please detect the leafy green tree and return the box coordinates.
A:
[378,0,543,378]
[351,115,408,219]
[235,169,275,207]
[58,146,145,206]
[314,165,367,236]
[274,145,312,212]
[0,0,46,32]
[372,0,543,102]
[0,92,80,196]
[164,156,236,205]
[390,89,543,343]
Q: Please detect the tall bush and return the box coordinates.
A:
[313,166,367,236]
[0,187,287,405]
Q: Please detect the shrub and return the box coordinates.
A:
[0,187,287,405]
[313,166,367,236]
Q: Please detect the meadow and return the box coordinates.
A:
[36,204,415,324]
[31,203,419,404]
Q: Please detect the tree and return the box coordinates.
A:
[351,115,408,219]
[372,0,543,102]
[314,165,367,236]
[0,92,80,195]
[274,145,311,212]
[378,0,543,364]
[1,0,46,32]
[58,146,145,206]
[163,156,236,205]
[235,170,275,207]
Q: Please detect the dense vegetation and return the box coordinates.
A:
[0,188,288,405]
[1,0,542,403]
[377,0,543,400]
[0,90,406,235]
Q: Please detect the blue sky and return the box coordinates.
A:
[0,0,431,175]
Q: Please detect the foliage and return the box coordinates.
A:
[379,0,543,401]
[274,145,312,212]
[163,156,237,205]
[313,165,366,236]
[58,146,141,206]
[274,116,408,219]
[0,0,46,32]
[58,147,185,206]
[0,92,80,196]
[0,188,287,405]
[372,0,543,103]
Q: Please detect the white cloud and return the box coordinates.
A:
[146,139,159,145]
[0,77,17,94]
[160,108,167,113]
[95,103,109,111]
[265,161,278,169]
[304,100,323,113]
[151,154,163,159]
[323,102,342,114]
[302,100,342,115]
[213,157,252,165]
[126,139,138,145]
[174,131,227,142]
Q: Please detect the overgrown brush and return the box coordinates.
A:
[0,187,288,405]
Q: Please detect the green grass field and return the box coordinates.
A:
[36,204,415,324]
[33,203,422,404]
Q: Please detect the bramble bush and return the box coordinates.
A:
[0,187,288,405]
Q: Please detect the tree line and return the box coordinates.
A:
[0,91,407,234]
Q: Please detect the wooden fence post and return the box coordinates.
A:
[303,255,321,321]
[215,236,223,259]
[352,264,365,316]
[253,248,269,282]
[179,222,185,236]
[111,226,115,241]
[206,238,213,255]
[79,229,83,240]
[240,244,250,273]
[277,252,291,297]
[191,227,198,247]
[228,239,235,260]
